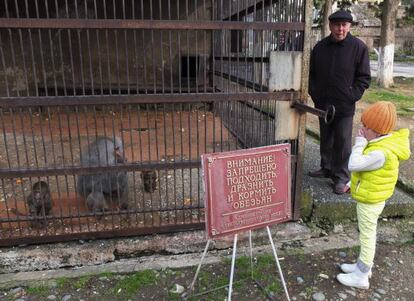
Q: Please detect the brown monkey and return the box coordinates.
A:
[26,181,52,227]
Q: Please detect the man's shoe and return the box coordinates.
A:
[334,183,350,195]
[340,263,372,278]
[308,168,331,178]
[337,267,370,289]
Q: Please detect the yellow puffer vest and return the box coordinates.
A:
[351,129,411,204]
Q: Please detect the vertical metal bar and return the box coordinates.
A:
[122,1,130,94]
[186,3,190,92]
[203,2,207,93]
[24,0,39,96]
[15,178,27,235]
[7,109,20,168]
[46,106,59,231]
[85,0,95,95]
[1,179,13,236]
[15,0,31,97]
[0,32,10,96]
[113,1,121,94]
[55,0,67,95]
[132,1,139,94]
[81,105,92,231]
[177,28,182,93]
[110,104,124,227]
[187,103,193,219]
[150,0,157,93]
[196,103,201,215]
[162,103,169,224]
[65,0,77,96]
[153,104,163,223]
[140,0,148,94]
[136,104,146,224]
[127,105,139,225]
[0,109,11,168]
[64,107,76,231]
[179,103,185,222]
[45,1,59,96]
[249,230,253,279]
[102,105,115,229]
[56,107,68,227]
[37,107,48,168]
[189,239,212,291]
[171,103,178,222]
[73,106,84,229]
[195,0,199,93]
[159,0,165,94]
[103,0,112,94]
[4,1,19,98]
[34,0,48,96]
[19,108,29,168]
[168,0,173,93]
[144,104,154,226]
[227,233,238,301]
[90,105,102,225]
[93,0,103,95]
[266,226,291,301]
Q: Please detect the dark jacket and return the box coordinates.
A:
[309,33,371,117]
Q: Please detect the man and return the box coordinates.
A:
[308,10,371,194]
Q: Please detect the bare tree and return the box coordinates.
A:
[377,0,399,88]
[321,0,334,38]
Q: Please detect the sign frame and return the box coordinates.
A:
[202,143,291,238]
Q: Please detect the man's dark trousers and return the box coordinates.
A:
[319,115,353,185]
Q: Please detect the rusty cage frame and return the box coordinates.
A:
[0,0,311,247]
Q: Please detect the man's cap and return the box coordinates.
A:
[328,10,353,23]
[361,101,397,135]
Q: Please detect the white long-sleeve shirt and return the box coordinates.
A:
[348,136,388,172]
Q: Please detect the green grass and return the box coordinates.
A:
[25,285,49,297]
[74,275,92,289]
[112,270,157,298]
[362,77,414,116]
[99,271,114,278]
[369,51,414,63]
[404,239,414,245]
[55,277,71,289]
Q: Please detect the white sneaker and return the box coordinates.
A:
[337,267,370,289]
[340,263,372,278]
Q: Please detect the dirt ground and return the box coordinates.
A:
[306,100,414,190]
[1,240,413,301]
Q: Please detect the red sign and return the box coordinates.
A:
[202,144,291,238]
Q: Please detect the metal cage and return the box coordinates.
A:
[0,0,310,246]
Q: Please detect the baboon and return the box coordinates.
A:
[26,181,52,227]
[86,191,108,213]
[77,137,129,212]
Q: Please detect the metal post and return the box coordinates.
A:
[266,226,290,301]
[189,239,212,291]
[228,234,238,301]
[249,230,254,279]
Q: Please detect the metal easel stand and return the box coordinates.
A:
[187,227,290,301]
[266,226,291,301]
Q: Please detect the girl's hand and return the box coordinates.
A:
[357,127,366,138]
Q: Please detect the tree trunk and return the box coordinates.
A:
[377,0,399,88]
[321,0,333,38]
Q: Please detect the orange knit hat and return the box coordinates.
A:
[361,101,397,135]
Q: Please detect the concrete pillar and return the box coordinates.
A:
[269,51,302,140]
